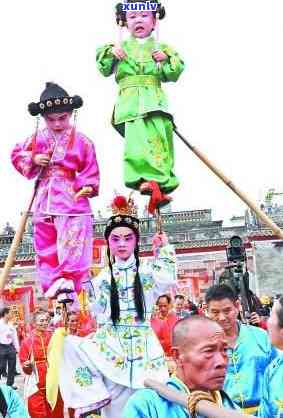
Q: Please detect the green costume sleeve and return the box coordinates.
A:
[159,44,185,83]
[96,44,117,77]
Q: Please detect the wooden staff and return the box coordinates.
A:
[156,208,163,234]
[62,302,68,330]
[144,379,253,418]
[0,180,40,293]
[173,127,283,240]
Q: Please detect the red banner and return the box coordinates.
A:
[93,238,107,265]
[1,286,35,312]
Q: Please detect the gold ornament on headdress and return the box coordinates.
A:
[110,192,138,217]
[260,295,271,305]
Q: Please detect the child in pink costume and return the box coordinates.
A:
[11,82,100,304]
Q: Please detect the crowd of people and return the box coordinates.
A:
[0,284,281,417]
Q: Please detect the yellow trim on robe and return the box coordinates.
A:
[46,328,68,410]
[243,406,259,414]
[119,75,161,91]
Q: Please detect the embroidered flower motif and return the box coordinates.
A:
[75,367,93,387]
[115,357,125,368]
[147,136,168,169]
[275,400,283,412]
[58,219,85,259]
[141,274,154,291]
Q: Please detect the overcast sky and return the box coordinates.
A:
[1,0,283,229]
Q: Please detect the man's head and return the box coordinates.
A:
[33,309,49,333]
[0,307,11,323]
[67,312,80,334]
[157,294,171,318]
[268,296,283,350]
[172,316,228,391]
[186,299,196,311]
[205,285,240,334]
[174,295,185,313]
[55,306,62,316]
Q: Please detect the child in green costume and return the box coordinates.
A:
[97,0,184,213]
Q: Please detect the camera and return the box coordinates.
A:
[219,236,260,321]
[226,236,246,263]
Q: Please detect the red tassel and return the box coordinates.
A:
[112,195,128,210]
[29,116,40,158]
[31,132,37,158]
[68,127,75,150]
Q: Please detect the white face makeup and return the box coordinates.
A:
[44,112,72,134]
[108,226,137,260]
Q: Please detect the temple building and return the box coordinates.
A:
[1,206,283,305]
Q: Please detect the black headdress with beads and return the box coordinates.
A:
[115,0,166,26]
[105,195,146,326]
[28,82,83,116]
[105,196,140,241]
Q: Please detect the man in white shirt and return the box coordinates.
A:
[0,308,19,388]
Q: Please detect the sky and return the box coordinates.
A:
[1,0,283,229]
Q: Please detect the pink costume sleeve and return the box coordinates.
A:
[73,135,100,198]
[11,136,41,179]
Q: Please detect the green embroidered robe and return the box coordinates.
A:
[97,36,185,193]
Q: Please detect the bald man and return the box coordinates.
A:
[122,316,238,417]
